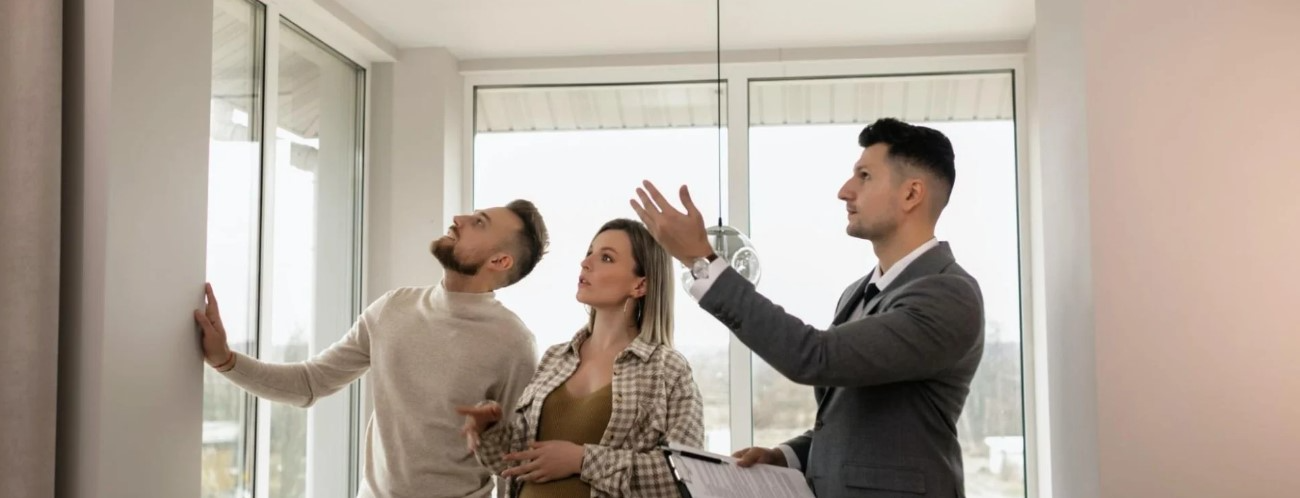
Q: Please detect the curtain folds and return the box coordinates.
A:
[0,1,64,497]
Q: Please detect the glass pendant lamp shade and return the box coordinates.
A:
[680,224,761,293]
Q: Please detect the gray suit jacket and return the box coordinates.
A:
[698,243,983,498]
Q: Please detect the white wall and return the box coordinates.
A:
[367,48,463,302]
[58,0,212,496]
[1080,0,1300,496]
[1033,0,1300,496]
[1029,1,1100,497]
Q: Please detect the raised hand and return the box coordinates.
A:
[629,180,714,265]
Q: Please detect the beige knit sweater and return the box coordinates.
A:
[221,284,538,498]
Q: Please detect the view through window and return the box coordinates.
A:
[202,4,366,497]
[473,73,1025,498]
[476,113,735,452]
[203,0,264,495]
[749,112,1023,498]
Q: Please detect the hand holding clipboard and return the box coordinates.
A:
[662,443,816,498]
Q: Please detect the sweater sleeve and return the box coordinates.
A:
[476,343,555,475]
[219,291,390,407]
[493,333,539,430]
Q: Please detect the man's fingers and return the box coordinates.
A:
[454,404,499,421]
[635,188,660,216]
[204,283,220,312]
[629,199,656,229]
[737,450,755,467]
[679,185,701,218]
[194,310,214,334]
[736,447,762,468]
[641,181,681,216]
[204,284,224,330]
[455,405,487,416]
[458,417,481,449]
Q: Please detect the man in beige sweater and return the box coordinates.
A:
[193,200,550,498]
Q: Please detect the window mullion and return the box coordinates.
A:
[725,74,754,452]
[252,4,282,498]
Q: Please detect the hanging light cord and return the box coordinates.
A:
[715,0,724,228]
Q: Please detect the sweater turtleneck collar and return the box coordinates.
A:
[431,281,500,318]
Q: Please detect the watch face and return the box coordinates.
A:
[692,258,709,278]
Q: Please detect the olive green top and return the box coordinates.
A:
[518,381,613,498]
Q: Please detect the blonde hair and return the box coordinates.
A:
[585,219,675,346]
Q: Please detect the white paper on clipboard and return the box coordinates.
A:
[664,443,815,498]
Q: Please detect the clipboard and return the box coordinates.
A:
[661,444,815,498]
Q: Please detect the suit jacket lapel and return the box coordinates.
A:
[815,244,957,415]
[831,275,870,326]
[893,243,954,288]
[818,275,870,408]
[864,243,957,314]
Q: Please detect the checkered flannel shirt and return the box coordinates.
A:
[476,328,705,497]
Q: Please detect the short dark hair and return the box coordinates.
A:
[858,118,956,207]
[503,199,549,287]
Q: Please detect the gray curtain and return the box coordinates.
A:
[0,1,63,497]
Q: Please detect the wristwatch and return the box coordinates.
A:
[690,253,719,280]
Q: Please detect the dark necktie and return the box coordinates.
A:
[832,280,881,326]
[860,282,882,310]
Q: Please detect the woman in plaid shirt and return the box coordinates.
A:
[459,218,705,498]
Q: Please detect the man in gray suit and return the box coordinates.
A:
[630,118,984,498]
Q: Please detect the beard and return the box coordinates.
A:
[432,239,485,276]
[846,215,898,241]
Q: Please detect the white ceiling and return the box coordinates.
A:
[333,0,1035,60]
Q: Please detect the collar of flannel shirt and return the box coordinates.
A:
[563,327,657,363]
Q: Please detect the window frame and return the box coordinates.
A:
[459,48,1041,497]
[206,2,267,497]
[204,2,373,497]
[261,16,369,498]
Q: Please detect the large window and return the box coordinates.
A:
[474,83,735,454]
[261,19,366,498]
[203,1,264,496]
[471,70,1026,498]
[202,3,366,497]
[748,74,1023,498]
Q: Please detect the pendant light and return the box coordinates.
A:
[679,0,762,293]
